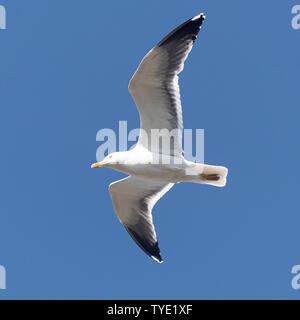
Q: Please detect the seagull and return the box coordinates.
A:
[91,13,228,263]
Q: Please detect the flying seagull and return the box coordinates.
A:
[91,13,228,263]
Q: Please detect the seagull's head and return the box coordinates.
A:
[91,152,123,169]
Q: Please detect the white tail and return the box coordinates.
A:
[185,163,228,187]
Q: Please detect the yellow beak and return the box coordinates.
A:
[91,162,104,168]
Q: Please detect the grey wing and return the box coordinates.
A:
[109,176,174,262]
[129,13,205,156]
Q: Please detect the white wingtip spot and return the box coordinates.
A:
[192,13,206,21]
[152,256,163,263]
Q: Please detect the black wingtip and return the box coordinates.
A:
[152,255,163,263]
[191,13,206,23]
[125,225,163,263]
[157,13,206,47]
[151,245,163,263]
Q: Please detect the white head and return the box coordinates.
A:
[91,152,126,169]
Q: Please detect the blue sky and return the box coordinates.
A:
[0,0,300,299]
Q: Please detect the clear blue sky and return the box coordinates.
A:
[1,0,300,299]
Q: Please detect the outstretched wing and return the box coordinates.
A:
[109,176,174,262]
[129,13,205,156]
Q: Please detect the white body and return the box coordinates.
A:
[106,146,227,186]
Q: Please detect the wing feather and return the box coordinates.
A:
[109,176,174,262]
[129,14,205,155]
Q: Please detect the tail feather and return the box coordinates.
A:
[200,165,228,187]
[185,163,228,187]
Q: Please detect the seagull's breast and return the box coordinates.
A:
[113,150,187,183]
